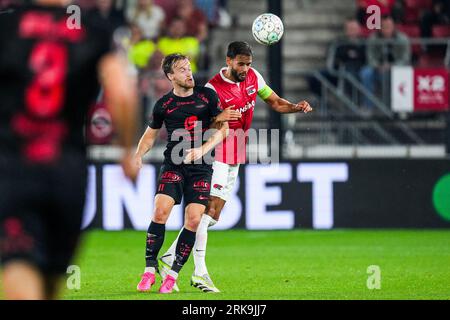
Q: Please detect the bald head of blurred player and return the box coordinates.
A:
[225,41,253,83]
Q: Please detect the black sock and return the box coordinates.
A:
[145,221,165,268]
[171,228,196,273]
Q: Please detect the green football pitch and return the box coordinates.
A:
[59,229,450,300]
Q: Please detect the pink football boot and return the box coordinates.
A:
[159,275,177,294]
[137,272,155,292]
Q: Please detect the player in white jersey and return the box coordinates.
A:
[158,41,312,292]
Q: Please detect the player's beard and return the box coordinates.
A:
[231,68,247,82]
[176,77,195,89]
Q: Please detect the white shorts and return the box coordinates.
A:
[209,161,240,202]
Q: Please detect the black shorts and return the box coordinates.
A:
[156,162,213,206]
[0,154,87,275]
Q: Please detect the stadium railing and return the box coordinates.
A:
[276,37,450,159]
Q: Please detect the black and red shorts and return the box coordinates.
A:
[156,162,212,206]
[0,153,86,275]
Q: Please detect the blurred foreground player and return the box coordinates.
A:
[0,0,139,299]
[160,41,313,292]
[134,54,234,294]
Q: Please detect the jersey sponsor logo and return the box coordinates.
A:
[237,101,255,114]
[225,98,234,103]
[176,101,195,106]
[195,104,206,109]
[160,171,182,183]
[184,115,198,131]
[198,195,209,201]
[213,184,223,190]
[193,180,210,192]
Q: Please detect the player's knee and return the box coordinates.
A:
[207,207,218,220]
[185,213,201,230]
[207,202,223,221]
[153,207,169,224]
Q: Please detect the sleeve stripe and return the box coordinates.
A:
[251,68,267,91]
[205,82,217,92]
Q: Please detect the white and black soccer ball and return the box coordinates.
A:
[252,13,284,46]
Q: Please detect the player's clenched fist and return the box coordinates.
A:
[295,101,313,113]
[216,107,242,122]
[183,147,205,164]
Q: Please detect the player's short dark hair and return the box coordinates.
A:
[226,41,253,59]
[161,53,189,79]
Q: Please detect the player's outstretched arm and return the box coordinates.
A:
[134,127,160,168]
[99,53,139,180]
[264,91,313,114]
[184,121,229,163]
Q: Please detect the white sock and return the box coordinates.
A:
[161,229,183,266]
[144,267,156,274]
[208,217,218,227]
[193,214,216,276]
[168,270,178,280]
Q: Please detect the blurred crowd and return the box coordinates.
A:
[310,0,450,110]
[75,0,232,98]
[66,0,233,143]
[0,0,232,98]
[0,0,234,145]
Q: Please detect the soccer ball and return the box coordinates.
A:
[252,13,284,46]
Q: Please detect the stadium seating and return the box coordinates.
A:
[396,24,422,58]
[403,0,433,23]
[418,51,446,67]
[431,25,450,38]
[396,24,421,37]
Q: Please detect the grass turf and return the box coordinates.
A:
[59,229,450,300]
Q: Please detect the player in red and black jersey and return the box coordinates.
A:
[134,53,236,294]
[0,0,139,299]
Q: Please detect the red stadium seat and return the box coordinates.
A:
[396,24,421,37]
[418,52,446,67]
[403,0,433,23]
[420,0,433,8]
[404,0,432,9]
[404,0,419,7]
[432,25,450,38]
[397,24,422,57]
[403,8,420,23]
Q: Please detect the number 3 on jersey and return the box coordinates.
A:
[26,41,68,118]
